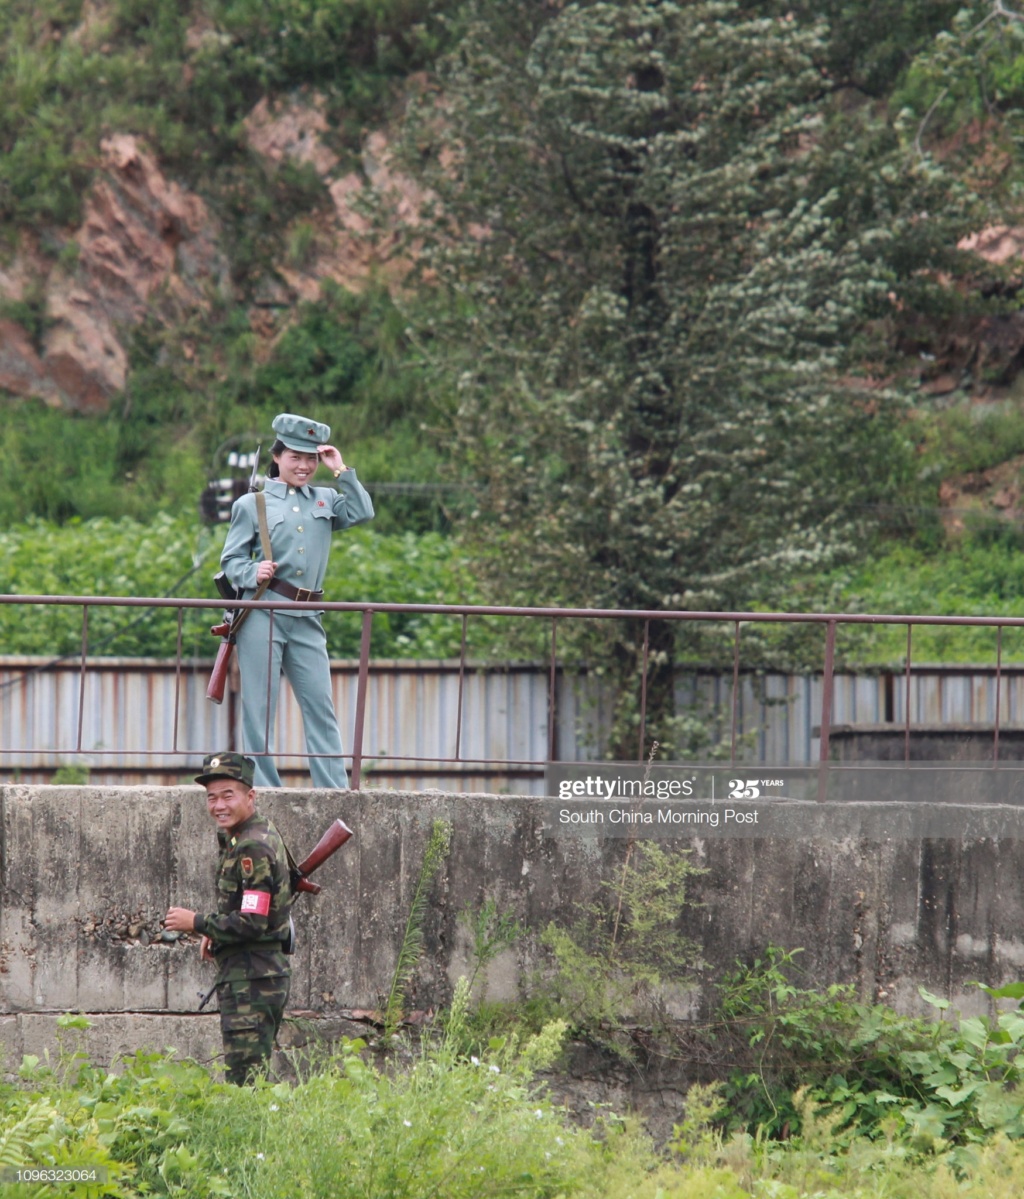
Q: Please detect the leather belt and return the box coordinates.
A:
[268,579,324,603]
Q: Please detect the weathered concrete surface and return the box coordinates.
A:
[5,786,1024,1072]
[0,1013,222,1075]
[828,723,1024,761]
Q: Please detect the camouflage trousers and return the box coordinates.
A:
[216,974,290,1085]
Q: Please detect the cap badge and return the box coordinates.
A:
[209,757,220,768]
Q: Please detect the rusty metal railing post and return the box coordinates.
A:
[904,625,913,763]
[638,619,650,763]
[172,607,183,753]
[76,604,89,754]
[995,625,1003,764]
[547,618,558,763]
[350,609,374,790]
[816,619,837,801]
[454,613,468,762]
[730,620,741,765]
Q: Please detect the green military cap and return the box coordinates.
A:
[195,751,256,787]
[272,412,331,454]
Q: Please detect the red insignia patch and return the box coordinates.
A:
[241,856,254,875]
[317,500,325,507]
[240,890,271,916]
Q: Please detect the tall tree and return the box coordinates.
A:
[399,0,972,756]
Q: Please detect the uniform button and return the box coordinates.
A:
[292,506,300,513]
[298,547,305,554]
[296,525,304,532]
[289,488,296,495]
[296,570,304,577]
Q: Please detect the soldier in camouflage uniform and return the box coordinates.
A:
[164,751,294,1085]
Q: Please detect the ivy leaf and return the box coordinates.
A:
[918,986,950,1011]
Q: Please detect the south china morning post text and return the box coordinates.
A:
[542,761,1024,839]
[552,799,758,835]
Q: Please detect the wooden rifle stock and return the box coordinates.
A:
[293,819,353,895]
[206,638,235,705]
[205,576,272,705]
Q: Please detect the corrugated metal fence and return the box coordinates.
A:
[4,653,1023,791]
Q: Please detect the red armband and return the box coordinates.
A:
[240,890,271,916]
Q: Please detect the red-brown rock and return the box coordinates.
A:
[0,320,59,407]
[1,134,228,413]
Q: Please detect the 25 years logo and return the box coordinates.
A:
[728,779,760,799]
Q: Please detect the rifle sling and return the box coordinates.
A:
[255,489,272,560]
[226,489,273,641]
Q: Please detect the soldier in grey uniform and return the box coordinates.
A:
[220,412,374,789]
[164,751,294,1085]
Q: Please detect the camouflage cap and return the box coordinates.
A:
[272,412,331,454]
[195,751,256,787]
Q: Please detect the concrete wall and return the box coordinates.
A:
[827,724,1024,760]
[4,785,1024,1071]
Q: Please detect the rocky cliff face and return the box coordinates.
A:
[0,92,422,414]
[243,91,424,305]
[0,134,227,412]
[1,76,1017,423]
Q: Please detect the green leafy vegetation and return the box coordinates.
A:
[5,0,1024,680]
[709,947,1024,1169]
[7,491,1024,669]
[461,897,525,1002]
[0,514,490,660]
[784,0,964,96]
[0,285,444,535]
[826,541,1024,664]
[392,0,988,751]
[17,980,1024,1197]
[0,1014,592,1199]
[0,0,449,536]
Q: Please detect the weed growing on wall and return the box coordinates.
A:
[384,819,451,1035]
[459,897,525,1002]
[537,841,705,1053]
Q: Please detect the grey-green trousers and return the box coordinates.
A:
[235,608,349,790]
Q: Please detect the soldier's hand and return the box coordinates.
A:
[256,560,277,583]
[200,935,214,962]
[164,906,197,932]
[317,444,346,474]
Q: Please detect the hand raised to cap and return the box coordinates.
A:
[317,444,346,474]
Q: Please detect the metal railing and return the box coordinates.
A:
[2,592,1024,791]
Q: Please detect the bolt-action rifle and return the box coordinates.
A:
[206,447,262,704]
[198,818,353,1009]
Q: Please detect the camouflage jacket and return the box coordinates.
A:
[194,812,294,982]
